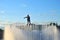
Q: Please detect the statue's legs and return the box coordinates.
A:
[27,22,31,26]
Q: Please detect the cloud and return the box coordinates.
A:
[49,10,58,16]
[20,4,27,7]
[0,11,5,13]
[50,10,57,13]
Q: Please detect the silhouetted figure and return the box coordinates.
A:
[24,14,31,26]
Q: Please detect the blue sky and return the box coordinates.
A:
[0,0,60,24]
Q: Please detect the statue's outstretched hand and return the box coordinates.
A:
[24,17,27,19]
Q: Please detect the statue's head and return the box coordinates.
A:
[27,14,29,16]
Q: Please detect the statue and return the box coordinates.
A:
[24,14,31,26]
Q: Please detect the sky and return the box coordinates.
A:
[0,0,60,24]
